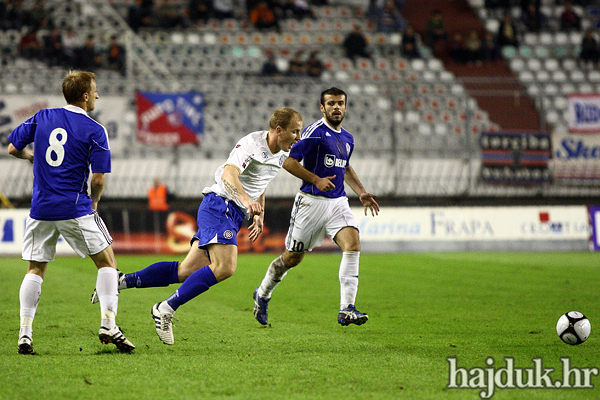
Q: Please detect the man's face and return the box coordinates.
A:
[320,94,346,128]
[278,117,303,152]
[86,80,99,111]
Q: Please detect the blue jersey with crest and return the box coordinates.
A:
[289,118,354,198]
[8,105,111,220]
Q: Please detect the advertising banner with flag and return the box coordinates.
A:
[568,94,600,133]
[136,91,204,146]
[480,131,551,184]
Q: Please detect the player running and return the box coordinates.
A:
[92,107,302,345]
[8,70,134,354]
[253,87,379,327]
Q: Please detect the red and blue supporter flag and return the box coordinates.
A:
[136,91,204,145]
[480,131,551,184]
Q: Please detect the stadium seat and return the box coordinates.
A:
[411,59,426,72]
[501,46,517,59]
[560,83,576,95]
[418,124,432,136]
[519,46,533,58]
[526,84,540,96]
[570,70,585,83]
[543,84,558,96]
[519,70,535,83]
[523,33,538,46]
[534,46,549,58]
[578,83,593,93]
[588,70,600,82]
[551,70,567,83]
[539,32,553,46]
[509,58,525,72]
[527,58,542,71]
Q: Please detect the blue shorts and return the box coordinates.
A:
[191,192,244,249]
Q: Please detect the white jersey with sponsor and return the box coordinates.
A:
[203,130,288,215]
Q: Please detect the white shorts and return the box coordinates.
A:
[285,192,358,253]
[22,211,113,262]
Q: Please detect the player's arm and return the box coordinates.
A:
[283,156,336,192]
[221,164,263,217]
[90,172,106,211]
[8,143,33,164]
[248,191,265,242]
[344,164,379,216]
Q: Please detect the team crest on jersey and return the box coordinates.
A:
[324,154,347,168]
[223,230,233,239]
[324,154,335,168]
[279,155,286,166]
[262,151,268,159]
[346,143,351,154]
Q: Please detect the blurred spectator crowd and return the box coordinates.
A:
[1,0,599,75]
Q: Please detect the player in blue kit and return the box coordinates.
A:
[8,71,135,354]
[253,87,380,326]
[92,108,303,345]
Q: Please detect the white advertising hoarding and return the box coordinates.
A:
[353,206,590,242]
[552,127,600,182]
[568,94,600,133]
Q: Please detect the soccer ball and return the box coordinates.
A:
[556,311,591,345]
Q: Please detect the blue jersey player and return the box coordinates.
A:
[253,87,380,326]
[8,71,134,354]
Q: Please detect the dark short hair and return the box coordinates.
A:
[62,70,96,104]
[320,87,347,106]
[269,107,302,131]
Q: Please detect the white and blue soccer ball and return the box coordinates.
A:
[556,311,591,345]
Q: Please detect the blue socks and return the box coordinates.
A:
[125,261,180,288]
[166,266,217,311]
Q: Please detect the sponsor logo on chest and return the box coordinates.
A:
[324,154,347,168]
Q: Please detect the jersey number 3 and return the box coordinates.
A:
[45,128,68,167]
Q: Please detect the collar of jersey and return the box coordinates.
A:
[321,117,342,133]
[63,104,88,115]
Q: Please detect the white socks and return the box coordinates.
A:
[258,255,291,299]
[96,267,119,330]
[19,273,43,339]
[339,251,360,309]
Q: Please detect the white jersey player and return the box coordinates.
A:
[89,108,303,345]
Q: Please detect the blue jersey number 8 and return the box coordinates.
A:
[45,128,68,167]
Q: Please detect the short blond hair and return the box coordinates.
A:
[62,70,96,104]
[269,107,302,131]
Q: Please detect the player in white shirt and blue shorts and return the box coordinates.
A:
[253,87,380,327]
[8,71,134,354]
[91,108,303,345]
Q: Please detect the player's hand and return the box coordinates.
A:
[316,175,336,192]
[359,192,379,216]
[91,200,99,211]
[245,201,263,218]
[248,214,264,242]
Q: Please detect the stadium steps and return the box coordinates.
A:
[401,0,543,132]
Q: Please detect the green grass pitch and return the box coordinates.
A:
[1,252,599,400]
